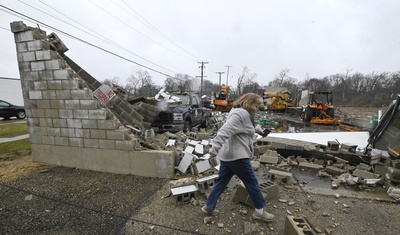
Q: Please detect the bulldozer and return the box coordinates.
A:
[213,84,232,112]
[261,88,293,111]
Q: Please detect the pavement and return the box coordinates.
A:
[0,134,29,143]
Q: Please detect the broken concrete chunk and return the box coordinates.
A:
[177,152,196,174]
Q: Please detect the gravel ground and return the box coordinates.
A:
[1,154,399,235]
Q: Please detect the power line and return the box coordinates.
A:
[118,0,203,62]
[17,0,177,75]
[0,76,20,81]
[0,4,176,79]
[88,0,198,65]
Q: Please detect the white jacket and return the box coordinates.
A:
[210,108,255,161]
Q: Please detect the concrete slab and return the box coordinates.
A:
[269,131,370,149]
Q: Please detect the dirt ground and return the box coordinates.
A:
[1,107,399,235]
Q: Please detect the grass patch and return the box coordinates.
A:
[0,138,31,160]
[0,123,29,138]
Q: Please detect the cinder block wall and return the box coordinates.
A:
[10,21,175,178]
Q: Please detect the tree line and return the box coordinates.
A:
[103,68,400,107]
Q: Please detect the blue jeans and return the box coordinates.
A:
[206,158,266,209]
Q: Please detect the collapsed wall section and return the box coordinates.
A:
[10,21,174,178]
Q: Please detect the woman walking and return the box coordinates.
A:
[201,93,275,222]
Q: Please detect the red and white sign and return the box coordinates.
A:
[93,85,116,105]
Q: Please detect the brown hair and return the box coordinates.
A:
[232,93,263,112]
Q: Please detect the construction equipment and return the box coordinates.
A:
[311,110,360,131]
[302,91,334,122]
[261,88,293,111]
[213,84,232,112]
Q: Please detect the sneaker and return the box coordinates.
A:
[201,205,219,216]
[252,210,275,222]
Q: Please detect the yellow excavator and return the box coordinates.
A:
[213,84,232,112]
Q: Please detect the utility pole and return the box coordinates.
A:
[225,65,232,99]
[216,72,225,90]
[197,61,208,96]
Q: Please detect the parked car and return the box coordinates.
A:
[0,100,26,119]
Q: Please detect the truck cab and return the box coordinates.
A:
[151,92,212,133]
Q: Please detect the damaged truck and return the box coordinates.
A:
[150,91,213,133]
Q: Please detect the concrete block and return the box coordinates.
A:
[41,136,55,145]
[71,90,92,99]
[260,155,279,164]
[18,61,30,71]
[39,71,54,80]
[325,166,347,175]
[298,162,323,172]
[90,129,106,139]
[21,71,39,80]
[129,150,175,178]
[20,51,36,62]
[170,184,198,205]
[16,30,36,42]
[388,167,400,183]
[352,168,378,179]
[50,100,65,109]
[54,136,69,146]
[341,143,358,153]
[370,154,390,166]
[61,128,75,137]
[67,119,82,128]
[65,100,80,109]
[285,216,317,235]
[62,80,81,90]
[115,140,135,150]
[84,139,99,148]
[81,148,130,174]
[99,140,115,149]
[56,90,72,99]
[106,130,125,140]
[260,181,279,200]
[232,183,254,208]
[42,90,57,99]
[35,50,52,61]
[73,109,89,119]
[29,91,42,100]
[177,152,195,174]
[26,40,44,51]
[97,120,117,130]
[75,129,90,138]
[58,109,74,120]
[47,81,63,90]
[46,127,60,136]
[45,60,64,70]
[82,120,98,129]
[31,109,45,118]
[194,144,204,155]
[31,61,45,71]
[10,21,27,33]
[89,110,108,120]
[36,99,50,108]
[80,100,98,110]
[269,169,293,184]
[196,174,218,193]
[53,69,72,80]
[191,160,211,174]
[69,138,83,147]
[39,118,53,127]
[327,141,339,151]
[374,165,389,175]
[44,109,59,118]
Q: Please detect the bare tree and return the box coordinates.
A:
[126,74,140,96]
[103,76,120,86]
[237,66,257,95]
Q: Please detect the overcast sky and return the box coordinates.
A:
[1,0,399,103]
